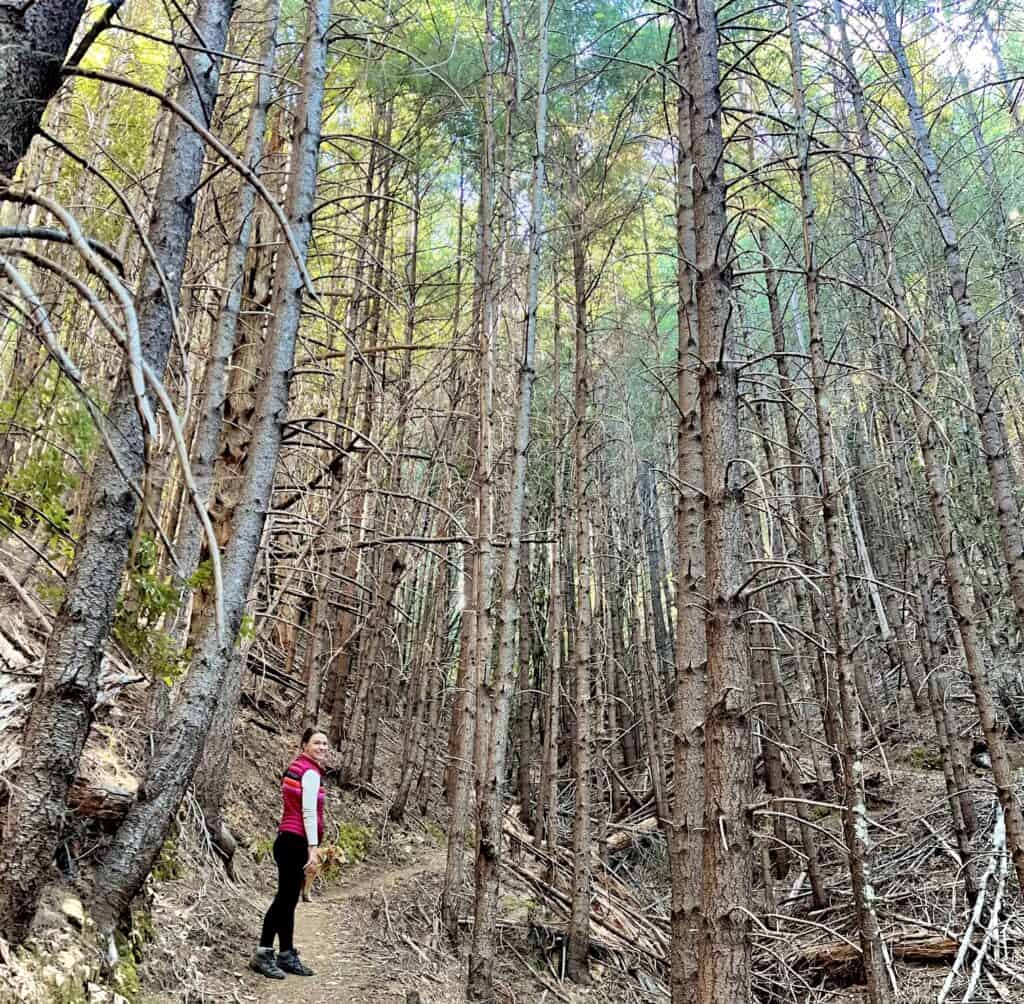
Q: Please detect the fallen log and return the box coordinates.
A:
[798,931,959,970]
[606,816,659,854]
[68,779,136,822]
[501,808,670,966]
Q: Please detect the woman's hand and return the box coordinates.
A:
[304,845,319,874]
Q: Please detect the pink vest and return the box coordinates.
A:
[278,753,325,843]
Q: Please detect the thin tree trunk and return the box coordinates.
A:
[982,10,1024,136]
[635,584,668,825]
[834,0,1024,894]
[882,0,1024,663]
[515,542,535,828]
[670,6,705,996]
[359,549,408,783]
[414,600,448,817]
[536,286,563,852]
[758,235,843,790]
[640,461,673,682]
[787,6,893,998]
[441,184,493,950]
[466,6,547,990]
[564,129,593,987]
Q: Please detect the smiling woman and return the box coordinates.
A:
[250,727,330,980]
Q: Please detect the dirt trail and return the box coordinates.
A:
[237,847,448,1004]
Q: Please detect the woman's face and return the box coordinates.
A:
[304,731,330,764]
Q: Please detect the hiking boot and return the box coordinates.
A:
[277,949,315,976]
[249,948,286,980]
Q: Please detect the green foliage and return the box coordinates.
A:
[421,818,446,845]
[502,893,539,915]
[904,746,944,771]
[111,932,142,1001]
[112,535,188,685]
[152,834,183,882]
[237,613,257,644]
[0,371,96,557]
[251,835,275,864]
[312,821,374,883]
[37,581,66,608]
[332,821,373,865]
[130,906,156,948]
[188,559,213,591]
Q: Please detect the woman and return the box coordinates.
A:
[250,727,328,979]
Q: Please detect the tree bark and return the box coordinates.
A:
[670,6,705,998]
[536,286,563,853]
[685,3,752,1001]
[515,542,535,829]
[882,0,1024,663]
[640,461,673,683]
[358,549,408,783]
[441,156,494,951]
[787,6,893,998]
[167,0,282,636]
[563,129,594,987]
[0,0,87,182]
[833,0,1024,894]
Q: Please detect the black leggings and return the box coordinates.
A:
[259,832,308,951]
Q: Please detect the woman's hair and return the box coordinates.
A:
[301,727,326,747]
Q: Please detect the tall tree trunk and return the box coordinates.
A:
[685,3,752,1001]
[152,0,282,733]
[536,286,563,851]
[466,4,547,990]
[787,6,893,998]
[184,82,287,860]
[88,0,328,939]
[670,6,705,998]
[0,0,237,944]
[564,130,593,987]
[635,582,668,824]
[359,549,408,783]
[982,10,1024,136]
[415,593,449,818]
[758,233,843,790]
[441,159,495,950]
[392,552,444,823]
[882,0,1024,663]
[321,108,384,736]
[640,461,673,682]
[515,542,535,828]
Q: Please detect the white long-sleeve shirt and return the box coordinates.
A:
[301,769,320,846]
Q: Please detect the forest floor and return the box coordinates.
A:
[224,846,457,1004]
[3,579,1024,1004]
